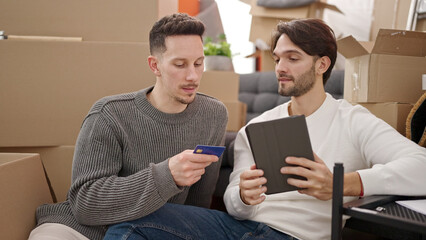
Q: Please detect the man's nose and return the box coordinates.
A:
[275,59,289,73]
[186,66,198,81]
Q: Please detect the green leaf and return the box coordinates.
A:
[203,34,232,58]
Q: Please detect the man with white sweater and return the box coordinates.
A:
[224,18,426,240]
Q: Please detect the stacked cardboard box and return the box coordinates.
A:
[0,153,53,240]
[0,1,180,238]
[247,0,341,71]
[337,29,426,135]
[199,71,247,132]
[370,0,426,41]
[0,0,177,43]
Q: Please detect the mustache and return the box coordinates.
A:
[277,73,294,80]
[181,84,199,88]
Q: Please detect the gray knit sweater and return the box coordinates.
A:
[36,87,228,240]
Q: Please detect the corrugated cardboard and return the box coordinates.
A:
[199,71,240,102]
[0,146,75,203]
[0,153,53,240]
[0,0,177,42]
[416,18,426,32]
[359,103,413,135]
[224,101,247,132]
[370,0,412,41]
[250,0,341,19]
[0,40,153,147]
[250,16,280,45]
[338,29,426,104]
[249,0,342,43]
[246,49,275,72]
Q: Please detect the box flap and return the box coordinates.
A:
[372,29,426,57]
[249,0,341,19]
[316,2,343,14]
[250,0,310,19]
[337,35,370,58]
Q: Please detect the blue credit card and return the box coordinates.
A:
[193,145,226,158]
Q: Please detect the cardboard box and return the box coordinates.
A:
[199,71,240,102]
[0,153,53,240]
[416,18,426,32]
[249,0,341,43]
[0,0,177,42]
[0,40,154,147]
[359,103,413,135]
[247,49,276,72]
[337,29,426,104]
[0,146,75,203]
[224,101,247,132]
[370,0,412,41]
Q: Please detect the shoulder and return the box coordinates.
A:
[88,91,138,115]
[196,93,228,114]
[334,98,375,121]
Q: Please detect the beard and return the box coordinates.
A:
[175,94,195,105]
[174,84,198,105]
[278,64,316,97]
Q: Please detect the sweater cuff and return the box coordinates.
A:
[229,187,257,219]
[357,166,385,196]
[151,159,182,201]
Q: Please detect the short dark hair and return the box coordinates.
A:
[149,13,205,55]
[270,19,337,85]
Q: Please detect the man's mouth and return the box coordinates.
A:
[278,75,293,83]
[182,85,198,93]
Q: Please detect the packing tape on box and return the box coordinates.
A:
[423,74,426,90]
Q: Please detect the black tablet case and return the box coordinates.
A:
[245,115,314,194]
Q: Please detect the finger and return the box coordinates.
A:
[240,169,264,180]
[180,161,210,173]
[285,156,317,169]
[246,195,266,205]
[240,177,267,189]
[287,177,310,189]
[250,164,257,170]
[241,186,267,205]
[191,161,213,170]
[189,175,202,185]
[281,165,312,179]
[241,186,267,197]
[189,154,219,163]
[242,191,266,205]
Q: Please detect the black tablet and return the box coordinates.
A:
[245,115,314,194]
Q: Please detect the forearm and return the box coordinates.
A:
[70,160,182,226]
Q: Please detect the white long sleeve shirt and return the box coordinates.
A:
[224,93,426,240]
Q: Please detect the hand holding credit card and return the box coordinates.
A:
[193,145,226,158]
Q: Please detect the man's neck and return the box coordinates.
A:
[288,83,327,117]
[147,87,188,114]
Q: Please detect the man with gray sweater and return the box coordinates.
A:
[28,13,228,240]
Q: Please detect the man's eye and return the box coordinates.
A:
[274,58,280,63]
[175,64,184,68]
[289,58,298,61]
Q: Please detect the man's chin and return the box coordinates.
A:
[177,95,196,105]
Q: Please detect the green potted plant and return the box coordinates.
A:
[204,34,234,71]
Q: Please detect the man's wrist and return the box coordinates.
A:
[343,172,363,196]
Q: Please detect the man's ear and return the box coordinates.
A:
[148,55,161,77]
[316,56,331,75]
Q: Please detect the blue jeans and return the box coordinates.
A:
[104,203,297,240]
